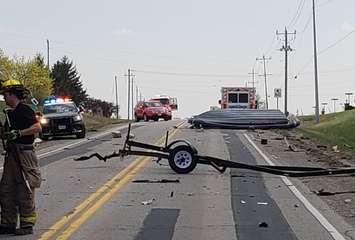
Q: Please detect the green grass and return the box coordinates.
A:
[83,114,130,131]
[299,110,355,155]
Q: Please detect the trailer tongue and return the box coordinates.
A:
[75,123,355,177]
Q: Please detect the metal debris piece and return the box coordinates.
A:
[132,179,180,183]
[170,191,174,197]
[258,222,268,228]
[332,145,340,153]
[345,199,352,204]
[141,198,155,205]
[284,137,298,152]
[111,131,122,138]
[261,138,268,145]
[313,189,355,196]
[241,200,246,204]
[257,202,268,205]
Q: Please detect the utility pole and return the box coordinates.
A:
[46,39,50,69]
[345,92,353,104]
[131,75,134,119]
[312,0,320,123]
[248,68,257,89]
[277,28,296,116]
[331,98,338,113]
[126,69,131,120]
[321,102,328,115]
[115,75,119,119]
[256,55,271,110]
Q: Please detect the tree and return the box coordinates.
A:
[51,56,87,105]
[0,50,52,102]
[83,97,114,118]
[0,49,14,82]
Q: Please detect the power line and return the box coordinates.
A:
[318,28,355,54]
[288,0,306,28]
[318,0,335,7]
[300,14,312,34]
[296,27,355,75]
[134,69,249,78]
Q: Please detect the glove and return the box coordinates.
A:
[7,130,21,141]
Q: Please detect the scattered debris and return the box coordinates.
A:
[313,189,355,196]
[273,137,284,140]
[284,137,298,152]
[316,145,327,149]
[170,191,174,197]
[332,145,340,153]
[261,138,268,145]
[111,131,122,138]
[187,192,194,196]
[132,179,180,183]
[345,199,352,204]
[294,204,299,208]
[141,198,156,205]
[258,222,269,228]
[241,200,246,204]
[257,202,268,205]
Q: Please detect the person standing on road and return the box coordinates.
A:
[0,79,42,235]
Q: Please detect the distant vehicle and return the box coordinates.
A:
[219,87,256,109]
[134,101,172,122]
[150,95,178,110]
[39,98,86,140]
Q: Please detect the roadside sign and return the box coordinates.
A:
[274,88,281,98]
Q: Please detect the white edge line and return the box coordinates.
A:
[243,133,345,240]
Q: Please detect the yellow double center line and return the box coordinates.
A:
[40,122,185,240]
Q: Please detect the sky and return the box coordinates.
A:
[1,0,354,118]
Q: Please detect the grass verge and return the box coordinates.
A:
[298,110,355,156]
[83,114,130,131]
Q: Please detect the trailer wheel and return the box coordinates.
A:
[169,145,197,174]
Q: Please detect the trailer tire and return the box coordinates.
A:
[169,145,197,174]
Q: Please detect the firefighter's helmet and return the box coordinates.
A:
[0,79,30,99]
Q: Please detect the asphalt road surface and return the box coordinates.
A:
[0,120,350,240]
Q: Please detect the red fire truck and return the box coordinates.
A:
[219,87,256,109]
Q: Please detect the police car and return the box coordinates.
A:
[39,98,86,140]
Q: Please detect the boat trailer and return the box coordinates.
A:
[75,124,355,177]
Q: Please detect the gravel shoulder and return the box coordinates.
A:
[249,128,355,228]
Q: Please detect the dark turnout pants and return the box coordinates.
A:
[0,145,41,228]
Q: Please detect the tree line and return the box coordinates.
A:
[0,49,114,118]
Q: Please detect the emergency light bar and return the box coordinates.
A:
[43,98,72,105]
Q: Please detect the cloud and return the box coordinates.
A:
[112,28,134,38]
[340,21,355,33]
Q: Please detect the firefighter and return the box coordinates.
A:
[0,79,42,235]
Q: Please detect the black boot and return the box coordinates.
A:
[15,226,33,235]
[0,225,16,234]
